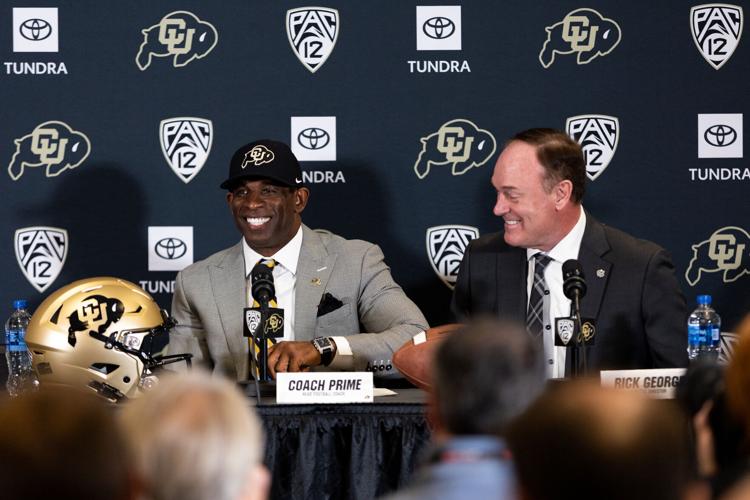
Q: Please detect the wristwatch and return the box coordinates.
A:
[311,337,335,366]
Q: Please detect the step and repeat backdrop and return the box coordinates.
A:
[2,1,749,338]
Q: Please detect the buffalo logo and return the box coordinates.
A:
[136,11,218,70]
[298,128,330,150]
[8,121,91,181]
[580,321,596,343]
[704,124,737,146]
[686,226,750,285]
[154,237,187,260]
[691,4,743,70]
[245,309,261,336]
[242,145,275,168]
[265,313,284,334]
[426,225,479,289]
[539,8,622,68]
[566,114,620,180]
[159,117,213,183]
[20,18,52,41]
[414,119,496,179]
[423,17,455,39]
[286,7,339,73]
[15,227,68,293]
[556,318,575,345]
[67,295,124,347]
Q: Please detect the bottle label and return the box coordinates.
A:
[687,324,701,344]
[5,329,28,352]
[711,326,720,342]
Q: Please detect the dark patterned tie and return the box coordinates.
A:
[526,253,552,339]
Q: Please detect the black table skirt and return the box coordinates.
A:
[250,389,431,500]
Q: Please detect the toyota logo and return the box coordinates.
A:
[297,128,330,150]
[154,238,187,260]
[19,18,52,41]
[423,16,455,40]
[704,124,737,147]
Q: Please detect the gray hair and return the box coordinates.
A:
[120,370,264,500]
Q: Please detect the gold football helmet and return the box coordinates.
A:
[25,277,191,402]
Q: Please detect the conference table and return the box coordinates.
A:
[245,384,431,500]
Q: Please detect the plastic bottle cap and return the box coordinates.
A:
[697,295,712,305]
[12,299,28,310]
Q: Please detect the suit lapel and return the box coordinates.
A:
[496,248,528,321]
[578,215,611,321]
[209,243,248,378]
[295,225,337,341]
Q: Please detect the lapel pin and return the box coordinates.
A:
[596,269,605,278]
[311,278,321,286]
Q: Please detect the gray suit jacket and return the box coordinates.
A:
[169,225,428,380]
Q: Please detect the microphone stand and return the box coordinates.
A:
[572,292,587,377]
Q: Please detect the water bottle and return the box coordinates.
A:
[687,295,721,362]
[5,300,39,397]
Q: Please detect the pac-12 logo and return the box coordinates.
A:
[15,226,68,293]
[566,115,619,180]
[286,7,339,73]
[426,225,479,289]
[7,121,91,181]
[136,11,218,70]
[539,8,621,68]
[691,4,743,70]
[159,117,213,183]
[414,119,496,179]
[685,226,750,285]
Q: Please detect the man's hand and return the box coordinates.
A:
[267,341,321,379]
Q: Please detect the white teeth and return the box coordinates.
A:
[246,217,270,226]
[505,220,520,226]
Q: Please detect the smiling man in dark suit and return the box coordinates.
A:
[169,139,427,380]
[452,128,687,377]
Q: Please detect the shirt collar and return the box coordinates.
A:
[243,225,304,276]
[526,207,587,263]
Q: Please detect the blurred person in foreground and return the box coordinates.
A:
[120,370,270,500]
[722,315,750,500]
[0,388,135,500]
[508,381,708,500]
[381,318,545,500]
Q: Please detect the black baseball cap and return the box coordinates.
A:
[220,139,304,190]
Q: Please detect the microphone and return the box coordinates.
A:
[251,261,275,305]
[562,259,587,301]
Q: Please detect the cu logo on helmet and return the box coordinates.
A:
[423,16,455,39]
[298,128,330,150]
[19,18,52,41]
[154,237,187,260]
[704,124,737,147]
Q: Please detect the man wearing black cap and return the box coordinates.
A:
[169,140,428,380]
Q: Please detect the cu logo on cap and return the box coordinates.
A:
[298,128,330,150]
[704,125,737,147]
[423,16,455,39]
[19,18,52,41]
[154,237,187,260]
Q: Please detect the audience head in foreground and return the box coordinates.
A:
[120,371,269,500]
[0,387,134,500]
[508,381,695,500]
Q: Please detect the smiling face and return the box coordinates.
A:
[226,179,309,256]
[491,140,577,252]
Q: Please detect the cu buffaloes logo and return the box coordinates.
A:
[67,295,125,347]
[691,4,743,70]
[160,117,213,183]
[685,226,750,286]
[566,115,620,180]
[136,11,218,70]
[539,8,622,68]
[426,225,479,289]
[7,121,91,181]
[414,119,496,179]
[15,226,68,293]
[286,7,339,73]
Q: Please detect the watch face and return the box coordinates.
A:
[314,337,332,351]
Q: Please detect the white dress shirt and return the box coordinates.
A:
[242,226,353,359]
[526,208,587,379]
